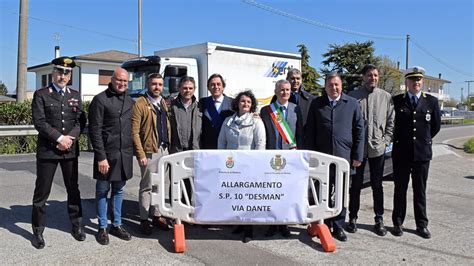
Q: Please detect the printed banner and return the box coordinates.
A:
[194,150,309,223]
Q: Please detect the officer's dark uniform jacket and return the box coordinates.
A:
[392,92,441,161]
[32,84,86,159]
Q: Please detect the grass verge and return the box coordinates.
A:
[464,137,474,153]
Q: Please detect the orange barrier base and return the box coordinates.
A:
[173,223,186,253]
[307,222,336,252]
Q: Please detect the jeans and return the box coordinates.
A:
[96,180,126,229]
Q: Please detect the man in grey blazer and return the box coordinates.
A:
[198,74,234,149]
[260,79,304,237]
[347,64,394,236]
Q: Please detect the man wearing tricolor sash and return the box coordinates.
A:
[260,79,304,237]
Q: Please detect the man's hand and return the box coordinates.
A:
[98,159,110,175]
[57,135,75,150]
[138,157,148,167]
[57,142,69,151]
[352,160,362,167]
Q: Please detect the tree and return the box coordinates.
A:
[0,81,8,96]
[377,56,402,96]
[444,98,458,107]
[321,41,380,91]
[297,44,322,96]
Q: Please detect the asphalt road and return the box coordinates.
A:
[1,125,473,264]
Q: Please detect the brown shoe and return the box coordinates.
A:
[109,225,132,241]
[152,216,170,231]
[96,228,109,245]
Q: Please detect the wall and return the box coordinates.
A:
[79,62,120,101]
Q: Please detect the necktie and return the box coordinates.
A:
[411,96,418,108]
[331,100,337,108]
[280,106,287,119]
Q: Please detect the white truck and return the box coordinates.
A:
[121,42,301,105]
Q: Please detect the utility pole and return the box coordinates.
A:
[405,34,410,69]
[16,0,28,103]
[465,80,474,98]
[465,80,474,109]
[138,0,142,57]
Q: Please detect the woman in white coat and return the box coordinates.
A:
[217,90,266,242]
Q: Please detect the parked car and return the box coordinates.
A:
[363,143,393,185]
[441,110,451,117]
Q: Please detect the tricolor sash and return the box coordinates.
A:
[268,103,297,149]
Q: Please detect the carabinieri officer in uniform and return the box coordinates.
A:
[391,66,441,239]
[31,56,87,249]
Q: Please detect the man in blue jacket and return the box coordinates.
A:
[304,72,364,242]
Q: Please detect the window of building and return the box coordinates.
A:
[67,72,72,86]
[41,74,47,87]
[99,70,114,85]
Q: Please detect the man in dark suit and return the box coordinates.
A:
[31,56,87,249]
[260,79,304,237]
[271,68,315,129]
[199,73,234,149]
[88,68,134,245]
[391,66,441,239]
[304,72,364,242]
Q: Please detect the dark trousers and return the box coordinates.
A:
[392,158,430,228]
[32,158,83,233]
[349,155,385,222]
[325,169,346,230]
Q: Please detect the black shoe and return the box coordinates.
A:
[346,218,357,233]
[96,228,109,245]
[232,225,245,235]
[374,221,387,236]
[32,232,45,249]
[152,216,170,231]
[109,225,132,241]
[392,225,403,237]
[416,227,431,239]
[265,225,277,237]
[71,226,86,241]
[332,227,347,242]
[279,225,291,238]
[140,220,153,236]
[242,227,253,243]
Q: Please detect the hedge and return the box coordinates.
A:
[0,100,91,154]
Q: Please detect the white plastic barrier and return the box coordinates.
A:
[150,150,349,225]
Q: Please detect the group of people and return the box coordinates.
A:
[30,56,441,249]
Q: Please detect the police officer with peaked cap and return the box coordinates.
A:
[31,56,87,249]
[391,66,441,239]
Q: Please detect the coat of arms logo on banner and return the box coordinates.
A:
[270,154,286,171]
[225,156,234,168]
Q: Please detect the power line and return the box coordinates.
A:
[243,0,473,78]
[9,11,166,49]
[411,38,472,77]
[242,0,405,40]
